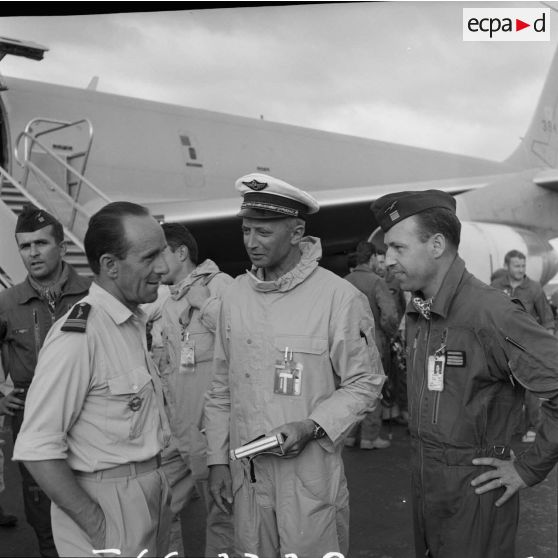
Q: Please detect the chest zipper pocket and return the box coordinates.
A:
[432,392,441,424]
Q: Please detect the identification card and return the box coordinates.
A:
[180,339,196,374]
[273,348,303,396]
[427,354,445,391]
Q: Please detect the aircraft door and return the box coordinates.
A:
[179,132,205,188]
[24,118,92,199]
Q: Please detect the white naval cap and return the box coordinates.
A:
[235,173,320,219]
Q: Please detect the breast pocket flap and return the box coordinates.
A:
[108,367,151,395]
[273,336,328,355]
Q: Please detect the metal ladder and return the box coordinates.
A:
[0,117,112,277]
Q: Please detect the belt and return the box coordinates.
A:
[73,454,161,481]
[422,445,511,466]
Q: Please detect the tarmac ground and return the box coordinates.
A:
[1,422,556,558]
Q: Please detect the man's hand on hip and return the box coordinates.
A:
[471,455,527,507]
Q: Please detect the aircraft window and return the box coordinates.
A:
[180,135,191,147]
[189,147,197,160]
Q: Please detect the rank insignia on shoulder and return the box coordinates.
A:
[61,302,91,333]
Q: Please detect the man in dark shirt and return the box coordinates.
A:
[0,205,90,556]
[345,241,398,449]
[491,249,555,443]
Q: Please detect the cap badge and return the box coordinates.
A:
[38,214,45,223]
[243,179,268,191]
[385,201,399,221]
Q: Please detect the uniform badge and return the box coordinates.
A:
[61,302,91,333]
[446,350,466,367]
[242,179,268,191]
[128,396,143,412]
[384,201,399,221]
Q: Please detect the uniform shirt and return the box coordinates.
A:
[13,282,170,472]
[408,256,558,486]
[0,265,90,388]
[491,273,555,330]
[205,237,385,468]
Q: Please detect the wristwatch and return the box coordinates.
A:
[311,420,326,439]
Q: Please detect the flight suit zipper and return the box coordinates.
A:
[408,327,421,420]
[418,319,431,525]
[32,309,41,359]
[431,328,448,425]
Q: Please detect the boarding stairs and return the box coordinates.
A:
[0,117,112,279]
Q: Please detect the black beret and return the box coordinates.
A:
[15,204,60,234]
[370,190,456,232]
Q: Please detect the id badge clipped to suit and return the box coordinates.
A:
[180,331,195,374]
[428,330,447,392]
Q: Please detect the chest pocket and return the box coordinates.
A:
[273,335,329,397]
[106,366,156,441]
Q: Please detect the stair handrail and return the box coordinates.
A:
[15,130,112,212]
[22,118,95,224]
[0,164,86,251]
[23,117,93,142]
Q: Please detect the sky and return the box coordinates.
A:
[1,1,557,162]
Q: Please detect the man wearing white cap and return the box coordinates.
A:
[205,173,385,558]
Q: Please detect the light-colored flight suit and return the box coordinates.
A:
[205,237,385,558]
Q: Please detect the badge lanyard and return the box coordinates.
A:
[427,329,447,392]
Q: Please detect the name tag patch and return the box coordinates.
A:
[446,350,466,367]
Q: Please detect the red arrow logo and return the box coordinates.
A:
[516,19,530,31]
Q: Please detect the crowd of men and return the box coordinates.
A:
[0,175,558,558]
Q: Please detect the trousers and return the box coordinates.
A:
[51,467,172,557]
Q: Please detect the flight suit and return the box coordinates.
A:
[0,265,90,557]
[345,264,399,441]
[407,256,558,558]
[205,237,385,558]
[491,273,555,435]
[158,259,235,556]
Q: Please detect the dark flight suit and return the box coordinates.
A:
[406,256,558,558]
[0,266,90,557]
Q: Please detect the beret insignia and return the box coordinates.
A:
[61,302,91,333]
[242,179,268,191]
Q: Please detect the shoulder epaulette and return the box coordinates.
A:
[61,302,91,333]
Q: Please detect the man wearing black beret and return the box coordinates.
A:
[0,204,90,556]
[371,190,558,558]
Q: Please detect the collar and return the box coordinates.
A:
[247,237,321,293]
[169,259,220,300]
[17,264,90,305]
[407,255,467,320]
[353,264,373,273]
[88,282,146,326]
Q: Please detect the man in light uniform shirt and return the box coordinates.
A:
[13,201,173,557]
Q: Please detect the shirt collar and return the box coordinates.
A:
[17,265,90,304]
[89,282,146,326]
